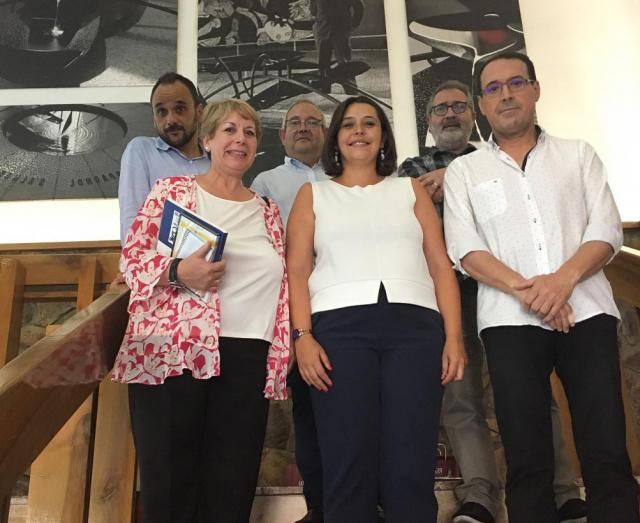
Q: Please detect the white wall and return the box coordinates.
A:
[0,0,199,245]
[1,0,637,245]
[519,0,640,221]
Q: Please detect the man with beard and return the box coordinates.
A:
[400,80,587,523]
[118,72,209,243]
[251,99,330,523]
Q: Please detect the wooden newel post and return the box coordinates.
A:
[0,259,25,367]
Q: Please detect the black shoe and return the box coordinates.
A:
[452,502,495,523]
[557,498,587,523]
[377,505,385,523]
[295,509,323,523]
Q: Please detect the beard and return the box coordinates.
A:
[159,122,198,149]
[431,123,472,152]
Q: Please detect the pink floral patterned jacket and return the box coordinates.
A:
[112,176,290,400]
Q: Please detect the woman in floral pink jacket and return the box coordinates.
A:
[113,99,289,523]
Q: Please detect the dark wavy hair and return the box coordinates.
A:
[322,96,397,177]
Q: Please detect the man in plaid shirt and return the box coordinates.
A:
[398,80,476,212]
[399,80,586,523]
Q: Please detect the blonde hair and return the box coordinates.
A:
[200,98,262,142]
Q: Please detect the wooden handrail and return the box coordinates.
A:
[605,246,640,308]
[0,241,121,253]
[0,287,129,499]
[1,253,119,286]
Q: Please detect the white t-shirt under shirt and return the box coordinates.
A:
[196,185,283,342]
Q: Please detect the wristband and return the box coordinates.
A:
[168,258,183,287]
[292,328,312,341]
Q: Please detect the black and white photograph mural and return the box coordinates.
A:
[0,0,177,88]
[405,0,526,145]
[0,103,154,201]
[196,0,391,184]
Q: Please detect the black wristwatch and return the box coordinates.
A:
[168,258,183,287]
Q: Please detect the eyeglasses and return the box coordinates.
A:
[431,101,469,117]
[481,76,535,97]
[285,117,323,130]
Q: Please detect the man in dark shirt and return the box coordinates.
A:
[399,80,586,523]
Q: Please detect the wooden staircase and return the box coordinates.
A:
[1,241,639,523]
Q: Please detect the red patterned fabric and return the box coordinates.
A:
[112,176,290,400]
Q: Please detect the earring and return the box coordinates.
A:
[379,148,385,161]
[334,149,341,165]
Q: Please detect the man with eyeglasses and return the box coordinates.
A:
[251,99,330,225]
[251,99,331,523]
[401,80,585,523]
[444,51,639,523]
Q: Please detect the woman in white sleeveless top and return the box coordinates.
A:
[287,96,466,523]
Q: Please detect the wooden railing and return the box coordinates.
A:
[0,248,137,523]
[0,243,638,522]
[605,246,640,308]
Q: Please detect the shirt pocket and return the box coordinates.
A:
[469,178,507,224]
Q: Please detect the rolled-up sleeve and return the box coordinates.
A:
[443,159,490,274]
[579,141,623,260]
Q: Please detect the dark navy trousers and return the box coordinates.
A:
[310,286,445,523]
[289,362,324,511]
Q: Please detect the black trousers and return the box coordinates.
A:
[482,314,639,523]
[289,363,324,511]
[128,337,270,523]
[310,287,445,523]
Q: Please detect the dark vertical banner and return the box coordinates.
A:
[196,0,391,186]
[404,0,526,145]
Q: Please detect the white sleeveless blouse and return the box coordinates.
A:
[309,177,439,314]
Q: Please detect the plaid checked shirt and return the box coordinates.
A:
[398,144,476,217]
[398,144,477,179]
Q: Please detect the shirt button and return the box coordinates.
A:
[533,218,537,223]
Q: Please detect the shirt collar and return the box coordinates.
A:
[153,136,207,160]
[488,125,545,151]
[284,156,322,171]
[434,143,476,156]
